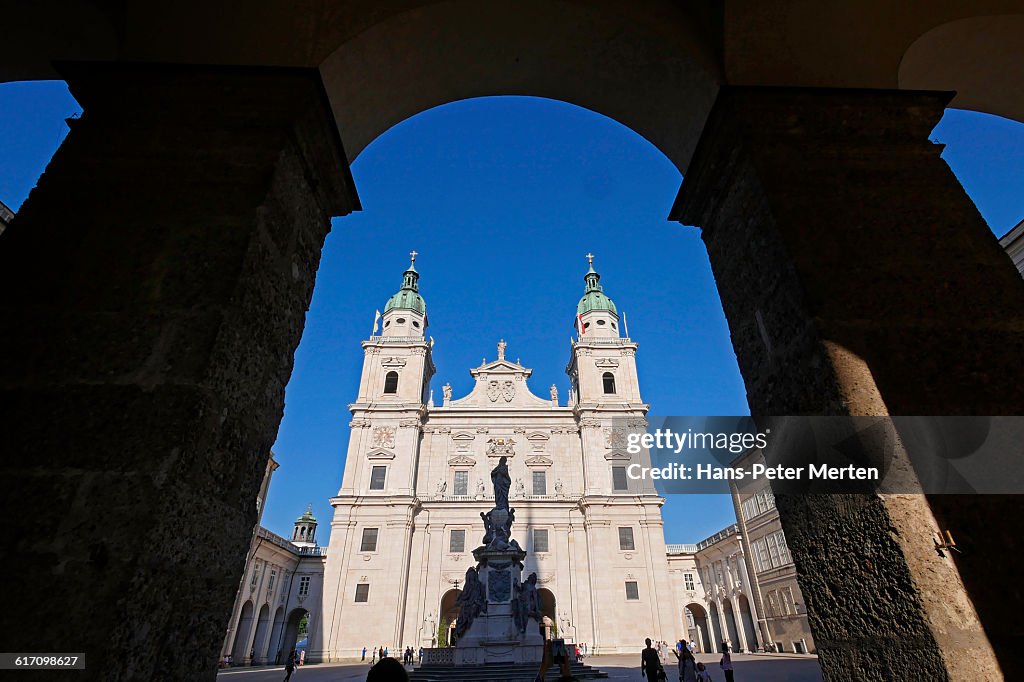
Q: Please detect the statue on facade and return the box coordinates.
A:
[513,572,542,633]
[454,566,487,639]
[443,383,452,403]
[491,456,511,510]
[550,384,558,401]
[554,479,564,496]
[476,479,486,497]
[436,479,447,496]
[497,339,507,360]
[514,477,525,497]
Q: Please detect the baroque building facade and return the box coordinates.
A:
[221,257,815,663]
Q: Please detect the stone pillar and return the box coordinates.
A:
[729,594,748,653]
[674,87,1023,680]
[0,62,358,681]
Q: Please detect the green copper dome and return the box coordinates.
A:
[577,260,618,316]
[296,505,317,524]
[384,257,426,315]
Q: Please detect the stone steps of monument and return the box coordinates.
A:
[409,662,608,682]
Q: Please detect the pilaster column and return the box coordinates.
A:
[729,595,748,652]
[674,86,1019,680]
[0,62,358,681]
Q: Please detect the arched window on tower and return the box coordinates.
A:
[602,372,616,394]
[384,371,399,394]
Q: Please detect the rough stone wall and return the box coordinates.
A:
[0,64,357,681]
[675,87,1022,681]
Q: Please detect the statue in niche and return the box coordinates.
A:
[455,566,487,639]
[491,456,511,510]
[514,477,525,497]
[513,572,542,633]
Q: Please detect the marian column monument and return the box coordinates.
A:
[452,455,545,665]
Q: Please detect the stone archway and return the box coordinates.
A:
[683,603,711,654]
[266,606,286,664]
[438,588,462,646]
[3,4,1024,680]
[721,600,740,652]
[281,608,309,661]
[231,601,255,664]
[537,588,557,639]
[736,595,758,654]
[707,602,723,654]
[251,604,271,664]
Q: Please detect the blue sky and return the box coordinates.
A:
[2,82,1022,544]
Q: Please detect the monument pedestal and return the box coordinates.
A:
[454,546,544,665]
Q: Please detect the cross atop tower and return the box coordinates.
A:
[585,252,594,266]
[409,250,418,264]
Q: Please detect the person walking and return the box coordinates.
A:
[282,649,297,682]
[672,642,697,682]
[720,643,734,682]
[641,638,665,680]
[362,646,367,662]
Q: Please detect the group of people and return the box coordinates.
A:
[642,637,734,682]
[361,645,423,666]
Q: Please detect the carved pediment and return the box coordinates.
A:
[447,455,477,467]
[595,358,619,368]
[381,356,407,368]
[524,455,553,468]
[604,451,632,462]
[366,448,396,460]
[452,431,475,442]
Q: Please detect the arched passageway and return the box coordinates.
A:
[251,605,271,664]
[438,589,461,646]
[707,602,724,654]
[736,595,758,653]
[684,604,711,654]
[266,606,285,664]
[3,4,1024,681]
[722,600,740,652]
[231,601,255,664]
[537,588,557,639]
[280,608,309,661]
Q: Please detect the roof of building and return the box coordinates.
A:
[576,258,618,316]
[384,255,427,315]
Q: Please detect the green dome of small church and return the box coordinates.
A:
[384,253,427,315]
[577,256,618,316]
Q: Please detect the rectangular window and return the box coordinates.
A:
[360,527,379,552]
[532,471,547,496]
[299,576,311,596]
[354,583,370,603]
[268,569,276,592]
[369,465,387,490]
[453,470,469,496]
[684,572,695,591]
[449,529,466,553]
[534,528,549,553]
[618,526,635,551]
[612,466,628,491]
[250,567,259,590]
[625,581,640,600]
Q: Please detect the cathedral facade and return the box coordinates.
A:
[221,256,815,664]
[313,255,678,658]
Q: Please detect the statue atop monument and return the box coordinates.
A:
[491,455,511,510]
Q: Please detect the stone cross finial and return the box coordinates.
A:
[586,252,594,265]
[497,339,506,360]
[409,250,418,264]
